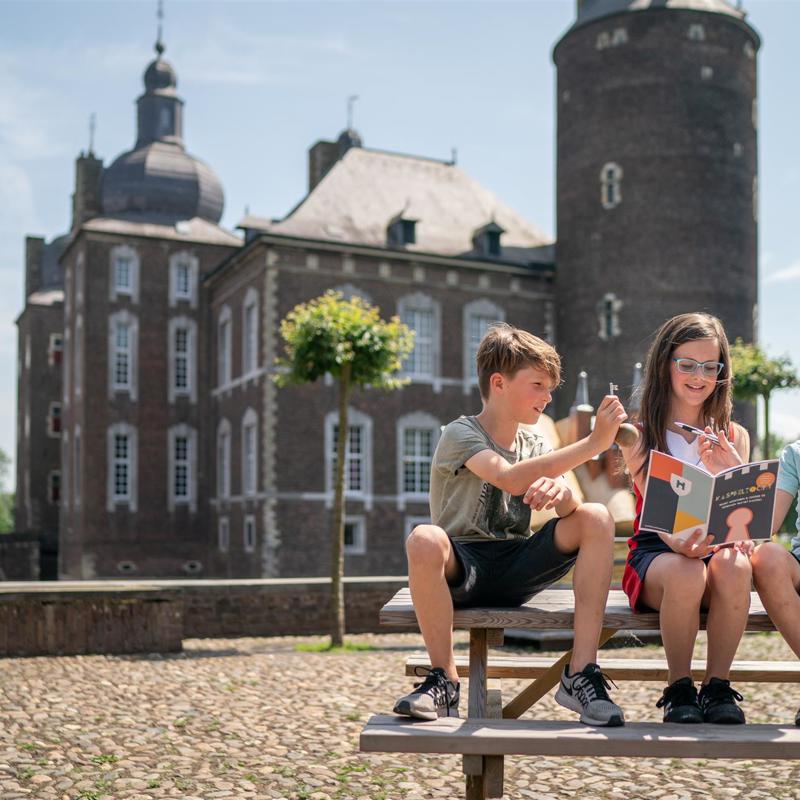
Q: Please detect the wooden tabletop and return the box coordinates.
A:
[380,588,775,633]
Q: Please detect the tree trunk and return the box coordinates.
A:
[763,390,771,458]
[330,365,351,647]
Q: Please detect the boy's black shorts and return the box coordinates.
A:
[447,518,577,608]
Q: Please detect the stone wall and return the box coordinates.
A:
[0,576,408,657]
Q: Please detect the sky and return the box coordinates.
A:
[1,0,798,490]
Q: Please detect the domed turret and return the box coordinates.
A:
[100,40,225,223]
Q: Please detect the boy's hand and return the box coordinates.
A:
[523,476,571,511]
[658,528,714,559]
[588,395,628,453]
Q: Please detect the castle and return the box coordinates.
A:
[14,0,759,579]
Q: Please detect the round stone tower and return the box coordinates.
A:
[553,0,760,417]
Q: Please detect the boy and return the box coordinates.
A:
[393,323,628,726]
[751,439,800,726]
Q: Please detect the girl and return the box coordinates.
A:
[619,313,753,724]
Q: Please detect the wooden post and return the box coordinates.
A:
[464,627,489,799]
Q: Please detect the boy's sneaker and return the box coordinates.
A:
[698,677,745,724]
[656,677,703,723]
[555,663,625,727]
[393,667,460,721]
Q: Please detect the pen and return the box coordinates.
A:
[673,421,720,445]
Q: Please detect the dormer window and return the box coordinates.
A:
[387,215,417,248]
[472,222,504,258]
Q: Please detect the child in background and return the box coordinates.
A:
[619,313,752,724]
[751,439,800,726]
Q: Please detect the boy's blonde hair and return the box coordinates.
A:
[476,323,561,400]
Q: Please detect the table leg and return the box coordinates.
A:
[463,628,489,799]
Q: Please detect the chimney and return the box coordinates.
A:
[308,139,338,193]
[71,151,103,230]
[25,237,44,298]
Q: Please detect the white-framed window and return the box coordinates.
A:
[106,422,137,511]
[108,310,138,399]
[242,408,258,497]
[168,316,197,402]
[48,333,63,367]
[242,287,259,375]
[404,515,431,540]
[169,251,199,307]
[168,424,197,512]
[75,251,84,309]
[109,244,140,303]
[74,425,81,508]
[463,299,505,387]
[74,314,83,398]
[325,408,373,505]
[398,293,440,380]
[600,162,623,210]
[48,471,61,505]
[597,293,622,340]
[244,514,256,553]
[688,23,706,41]
[218,516,230,552]
[344,516,366,555]
[217,418,231,499]
[217,305,232,387]
[397,412,440,505]
[47,402,62,437]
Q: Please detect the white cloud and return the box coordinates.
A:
[763,260,800,284]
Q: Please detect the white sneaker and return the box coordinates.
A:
[555,662,625,727]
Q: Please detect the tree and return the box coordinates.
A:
[0,447,13,534]
[730,339,800,457]
[276,291,414,646]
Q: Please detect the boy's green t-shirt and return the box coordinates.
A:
[430,415,552,543]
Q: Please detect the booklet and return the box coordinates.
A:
[639,451,780,545]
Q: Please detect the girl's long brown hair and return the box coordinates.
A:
[633,312,732,477]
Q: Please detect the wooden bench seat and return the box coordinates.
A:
[405,654,800,683]
[361,715,800,760]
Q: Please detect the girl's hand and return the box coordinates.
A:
[658,528,715,559]
[523,477,570,511]
[699,426,743,475]
[713,539,756,557]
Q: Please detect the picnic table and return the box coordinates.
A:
[360,588,800,799]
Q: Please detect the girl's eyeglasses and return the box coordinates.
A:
[672,357,724,378]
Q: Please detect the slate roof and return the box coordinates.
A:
[80,214,241,246]
[239,147,552,267]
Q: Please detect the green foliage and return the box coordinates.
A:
[730,339,799,456]
[0,447,12,533]
[730,339,799,402]
[275,291,414,389]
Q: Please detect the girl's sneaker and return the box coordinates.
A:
[698,677,745,724]
[656,677,703,723]
[393,666,460,721]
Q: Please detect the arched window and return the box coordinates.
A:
[397,412,440,509]
[168,316,197,402]
[108,309,138,400]
[109,244,140,302]
[217,305,232,387]
[169,251,199,307]
[325,408,373,508]
[168,424,197,512]
[107,422,138,511]
[600,163,623,210]
[597,293,622,340]
[217,418,231,500]
[242,287,259,375]
[398,293,440,380]
[242,408,258,497]
[463,299,505,389]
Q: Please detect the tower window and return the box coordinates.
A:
[48,471,61,505]
[48,402,62,436]
[688,24,706,42]
[49,333,63,366]
[597,293,622,340]
[600,163,623,210]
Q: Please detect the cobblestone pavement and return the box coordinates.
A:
[1,631,799,800]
